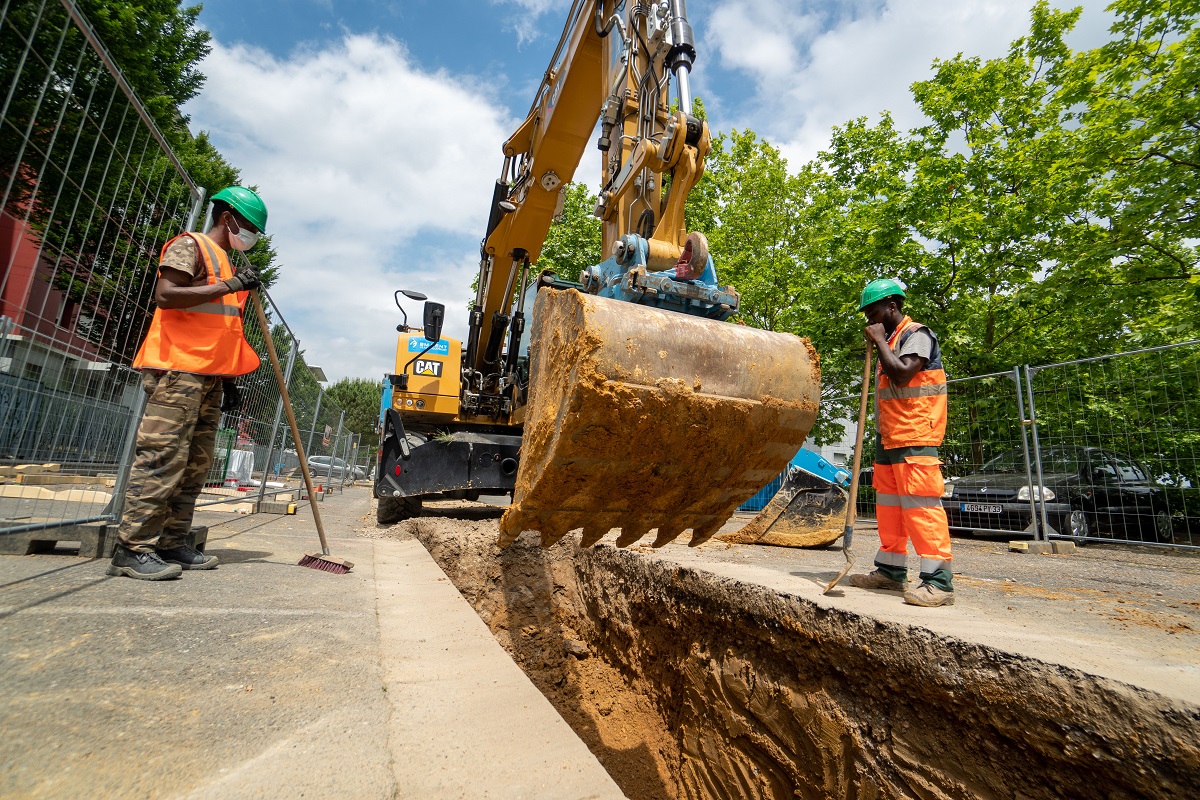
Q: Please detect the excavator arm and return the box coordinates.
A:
[464,0,822,548]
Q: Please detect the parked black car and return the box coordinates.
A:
[942,446,1173,543]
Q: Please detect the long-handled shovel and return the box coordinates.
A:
[250,290,353,574]
[823,341,873,594]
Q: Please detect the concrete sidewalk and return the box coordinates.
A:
[0,488,623,800]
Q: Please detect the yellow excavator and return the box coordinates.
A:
[375,0,822,548]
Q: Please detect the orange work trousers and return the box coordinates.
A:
[873,456,953,570]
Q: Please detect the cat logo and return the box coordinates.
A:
[414,359,442,378]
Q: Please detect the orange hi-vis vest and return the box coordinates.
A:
[876,316,947,449]
[133,232,261,377]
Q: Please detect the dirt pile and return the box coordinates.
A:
[400,510,1200,800]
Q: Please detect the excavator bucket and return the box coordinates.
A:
[498,288,821,549]
[718,469,848,548]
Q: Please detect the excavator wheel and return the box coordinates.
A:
[377,495,422,525]
[499,288,820,549]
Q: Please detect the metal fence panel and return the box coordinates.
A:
[0,0,360,538]
[1025,341,1199,549]
[822,342,1200,551]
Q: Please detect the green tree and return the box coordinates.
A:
[326,378,385,442]
[537,182,602,282]
[1064,0,1200,344]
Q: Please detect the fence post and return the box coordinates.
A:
[305,385,322,463]
[1023,364,1057,538]
[332,411,345,489]
[103,386,148,523]
[1012,366,1043,540]
[257,341,297,504]
[184,187,206,233]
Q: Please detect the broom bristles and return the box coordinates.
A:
[298,552,354,574]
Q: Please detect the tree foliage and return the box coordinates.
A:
[537,182,602,283]
[683,0,1199,451]
[326,378,385,442]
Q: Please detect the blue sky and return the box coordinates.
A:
[185,0,1114,382]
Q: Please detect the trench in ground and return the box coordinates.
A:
[392,509,1198,800]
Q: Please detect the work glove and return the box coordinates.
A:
[220,379,242,413]
[225,266,261,294]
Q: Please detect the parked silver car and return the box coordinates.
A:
[307,455,366,481]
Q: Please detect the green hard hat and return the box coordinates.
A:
[858,278,906,311]
[212,186,268,232]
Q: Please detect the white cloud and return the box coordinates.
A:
[705,0,1115,168]
[186,34,514,382]
[490,0,574,47]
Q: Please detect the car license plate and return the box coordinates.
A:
[961,503,1003,513]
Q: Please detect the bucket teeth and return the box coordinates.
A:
[579,524,608,547]
[688,519,723,546]
[540,528,571,548]
[615,525,651,547]
[651,523,685,548]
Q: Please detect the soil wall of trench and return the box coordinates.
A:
[399,514,1199,800]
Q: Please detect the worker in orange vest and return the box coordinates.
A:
[848,278,955,607]
[107,186,266,580]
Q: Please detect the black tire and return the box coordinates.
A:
[1056,508,1091,540]
[1150,508,1174,544]
[377,495,422,525]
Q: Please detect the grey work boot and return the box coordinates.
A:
[157,543,218,570]
[848,569,908,592]
[903,581,955,607]
[107,545,183,581]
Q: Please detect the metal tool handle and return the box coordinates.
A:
[251,290,330,555]
[842,342,874,548]
[824,340,872,594]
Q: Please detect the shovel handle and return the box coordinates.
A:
[823,341,873,594]
[251,290,331,555]
[843,341,873,538]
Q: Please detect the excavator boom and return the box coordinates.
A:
[384,0,825,547]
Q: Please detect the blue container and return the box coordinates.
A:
[738,473,785,513]
[737,448,851,512]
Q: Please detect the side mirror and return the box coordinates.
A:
[394,289,429,331]
[423,301,445,343]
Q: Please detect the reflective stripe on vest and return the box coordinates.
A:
[132,232,262,377]
[876,316,947,449]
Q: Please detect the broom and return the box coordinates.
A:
[250,289,353,574]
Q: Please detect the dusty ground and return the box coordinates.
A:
[370,499,1200,800]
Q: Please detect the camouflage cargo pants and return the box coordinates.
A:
[118,370,222,552]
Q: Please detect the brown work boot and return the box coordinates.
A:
[903,581,955,607]
[848,569,907,592]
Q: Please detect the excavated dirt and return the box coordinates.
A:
[389,506,1199,800]
[501,289,820,548]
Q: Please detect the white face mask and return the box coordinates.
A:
[226,217,261,251]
